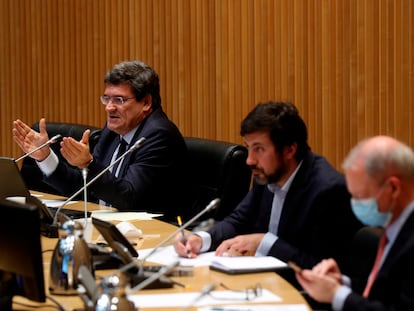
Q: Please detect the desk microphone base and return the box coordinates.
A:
[40,222,59,238]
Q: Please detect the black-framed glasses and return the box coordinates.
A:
[208,282,262,301]
[100,95,135,106]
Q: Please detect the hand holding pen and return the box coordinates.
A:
[177,216,192,258]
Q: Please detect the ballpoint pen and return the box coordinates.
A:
[177,216,191,258]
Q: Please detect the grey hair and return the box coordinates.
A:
[342,138,414,182]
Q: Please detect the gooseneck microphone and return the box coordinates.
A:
[52,137,147,225]
[14,134,62,162]
[126,260,180,293]
[139,197,220,269]
[180,283,216,311]
[117,198,221,279]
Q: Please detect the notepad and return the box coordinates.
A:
[209,256,288,274]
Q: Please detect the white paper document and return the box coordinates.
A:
[210,256,287,274]
[128,289,282,308]
[138,245,216,267]
[41,199,78,208]
[91,211,164,221]
[139,245,288,274]
[198,304,309,311]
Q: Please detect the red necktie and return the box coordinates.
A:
[363,232,388,297]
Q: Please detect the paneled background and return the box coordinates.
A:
[0,0,413,170]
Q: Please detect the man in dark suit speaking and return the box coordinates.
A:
[174,101,362,272]
[295,136,414,310]
[13,60,187,221]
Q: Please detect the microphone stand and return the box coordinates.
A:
[52,137,146,225]
[180,283,216,311]
[14,134,62,162]
[117,198,221,277]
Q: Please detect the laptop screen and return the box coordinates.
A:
[0,156,32,199]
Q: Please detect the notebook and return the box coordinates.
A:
[209,256,288,274]
[0,156,90,224]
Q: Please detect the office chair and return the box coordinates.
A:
[20,122,101,195]
[183,137,251,227]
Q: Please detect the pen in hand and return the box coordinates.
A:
[177,216,191,258]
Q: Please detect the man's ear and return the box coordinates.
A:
[388,176,401,199]
[284,143,298,159]
[142,95,152,112]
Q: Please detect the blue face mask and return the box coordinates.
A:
[351,197,392,227]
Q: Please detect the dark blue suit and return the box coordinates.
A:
[344,210,414,310]
[208,151,362,270]
[43,107,188,220]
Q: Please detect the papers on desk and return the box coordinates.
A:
[128,288,282,308]
[41,199,78,208]
[139,245,216,267]
[91,211,164,221]
[199,304,309,311]
[210,256,288,274]
[139,245,288,274]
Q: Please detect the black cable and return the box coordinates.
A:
[12,295,65,311]
[46,295,66,311]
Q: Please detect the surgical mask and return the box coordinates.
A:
[351,196,392,227]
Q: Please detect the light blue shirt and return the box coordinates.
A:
[332,200,414,311]
[255,161,302,256]
[197,161,303,254]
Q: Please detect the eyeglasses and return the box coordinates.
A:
[100,95,135,106]
[208,282,262,301]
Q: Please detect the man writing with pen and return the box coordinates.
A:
[174,101,362,280]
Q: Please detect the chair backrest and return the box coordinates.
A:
[183,137,251,223]
[20,122,101,195]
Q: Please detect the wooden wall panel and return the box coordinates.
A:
[0,0,413,170]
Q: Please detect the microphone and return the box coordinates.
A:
[139,197,220,268]
[180,283,216,311]
[52,137,146,225]
[114,198,221,286]
[126,260,180,293]
[14,134,62,162]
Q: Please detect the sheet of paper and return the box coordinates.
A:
[128,289,282,308]
[41,199,78,208]
[91,211,164,221]
[139,245,216,266]
[211,256,287,272]
[198,304,309,311]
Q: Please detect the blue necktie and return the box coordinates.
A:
[112,138,128,177]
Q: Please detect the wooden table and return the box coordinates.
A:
[13,194,311,311]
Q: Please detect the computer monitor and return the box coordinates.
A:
[0,199,46,310]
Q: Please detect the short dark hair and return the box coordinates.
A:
[104,60,161,109]
[240,101,310,161]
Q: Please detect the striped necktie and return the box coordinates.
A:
[112,138,128,177]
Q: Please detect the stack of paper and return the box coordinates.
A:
[210,256,288,274]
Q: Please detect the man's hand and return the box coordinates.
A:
[60,129,93,168]
[215,233,265,256]
[296,268,341,303]
[12,118,50,161]
[294,258,342,304]
[173,233,202,258]
[311,258,342,282]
